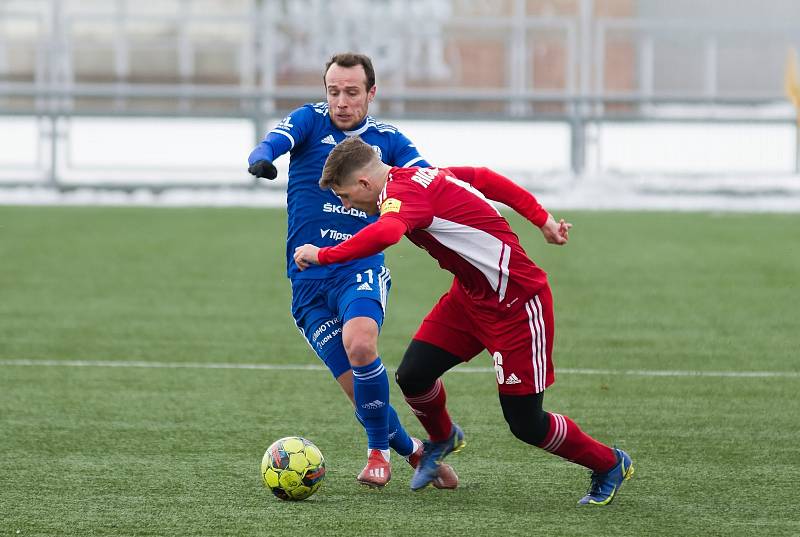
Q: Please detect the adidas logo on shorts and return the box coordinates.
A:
[357,282,373,291]
[504,373,522,385]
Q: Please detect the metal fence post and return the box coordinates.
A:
[795,112,800,173]
[48,113,58,188]
[570,113,585,176]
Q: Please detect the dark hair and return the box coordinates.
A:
[323,52,376,91]
[320,136,379,189]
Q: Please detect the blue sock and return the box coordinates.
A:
[386,404,415,457]
[352,357,390,450]
[355,404,415,457]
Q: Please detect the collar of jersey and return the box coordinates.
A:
[342,116,373,137]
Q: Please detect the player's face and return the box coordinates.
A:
[325,63,376,131]
[333,179,379,215]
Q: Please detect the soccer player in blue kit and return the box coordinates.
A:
[247,52,457,489]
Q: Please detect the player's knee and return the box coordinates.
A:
[397,340,460,395]
[500,393,549,446]
[507,416,549,446]
[395,347,434,395]
[344,337,377,365]
[395,357,423,395]
[342,316,379,365]
[342,329,378,364]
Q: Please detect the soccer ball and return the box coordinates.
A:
[261,436,326,501]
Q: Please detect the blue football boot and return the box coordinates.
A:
[577,448,634,506]
[410,424,466,491]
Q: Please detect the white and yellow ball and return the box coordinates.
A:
[261,436,325,501]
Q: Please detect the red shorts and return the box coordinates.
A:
[413,282,555,395]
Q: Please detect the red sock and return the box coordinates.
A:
[537,413,617,472]
[404,379,453,442]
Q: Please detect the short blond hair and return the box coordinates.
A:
[320,136,379,189]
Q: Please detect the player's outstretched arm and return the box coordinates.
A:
[247,106,311,180]
[293,217,407,270]
[247,141,281,180]
[247,136,285,180]
[540,214,572,245]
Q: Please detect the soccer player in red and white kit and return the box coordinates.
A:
[294,137,634,505]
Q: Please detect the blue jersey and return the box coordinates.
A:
[248,102,429,280]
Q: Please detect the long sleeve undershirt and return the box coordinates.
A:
[318,217,407,265]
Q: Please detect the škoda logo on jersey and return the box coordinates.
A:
[323,202,368,219]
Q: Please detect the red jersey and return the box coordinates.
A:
[318,166,550,312]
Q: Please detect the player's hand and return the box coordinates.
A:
[540,214,572,245]
[294,244,321,271]
[248,159,278,180]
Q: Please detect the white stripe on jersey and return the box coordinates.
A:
[497,243,511,302]
[269,128,296,150]
[425,216,511,303]
[375,121,398,133]
[402,156,425,167]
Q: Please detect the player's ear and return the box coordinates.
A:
[367,85,376,103]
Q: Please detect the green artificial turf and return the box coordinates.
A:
[1,206,798,536]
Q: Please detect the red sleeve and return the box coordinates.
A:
[317,216,407,265]
[445,166,549,228]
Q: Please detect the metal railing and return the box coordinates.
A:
[1,0,798,186]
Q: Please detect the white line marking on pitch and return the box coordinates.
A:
[0,359,797,379]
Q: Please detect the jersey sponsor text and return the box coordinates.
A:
[320,228,353,241]
[323,202,368,219]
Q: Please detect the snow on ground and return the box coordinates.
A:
[1,115,799,212]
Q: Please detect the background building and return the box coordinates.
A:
[1,0,799,205]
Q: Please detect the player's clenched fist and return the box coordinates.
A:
[294,244,321,271]
[248,159,278,179]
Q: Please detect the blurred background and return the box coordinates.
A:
[1,0,800,209]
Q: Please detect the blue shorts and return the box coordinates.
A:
[291,265,391,378]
